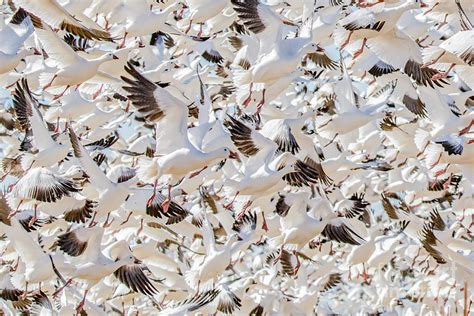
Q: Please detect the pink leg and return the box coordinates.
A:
[242,83,254,108]
[146,179,158,207]
[256,89,266,114]
[431,63,455,81]
[185,20,193,34]
[340,31,353,49]
[224,191,239,209]
[353,38,367,59]
[161,184,172,213]
[52,85,70,100]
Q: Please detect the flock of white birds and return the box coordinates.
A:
[0,0,473,315]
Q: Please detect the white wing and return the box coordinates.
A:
[35,24,83,68]
[68,127,113,190]
[0,219,48,266]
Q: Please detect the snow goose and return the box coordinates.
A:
[0,218,70,298]
[233,36,319,110]
[118,1,180,48]
[35,24,118,99]
[422,30,474,84]
[0,10,39,75]
[231,0,296,55]
[56,227,157,312]
[9,167,81,224]
[68,127,136,225]
[12,0,112,41]
[272,194,366,273]
[336,0,422,58]
[12,79,69,170]
[346,228,384,281]
[185,215,240,291]
[121,61,237,211]
[181,0,229,37]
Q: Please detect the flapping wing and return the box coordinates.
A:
[404,60,447,88]
[34,24,82,68]
[63,199,96,223]
[322,219,365,245]
[146,192,190,225]
[420,223,447,264]
[273,124,300,155]
[217,285,242,314]
[403,94,428,118]
[13,0,111,41]
[225,116,273,157]
[122,62,188,124]
[13,79,57,151]
[69,127,113,190]
[231,0,268,34]
[307,52,337,70]
[57,226,104,261]
[114,262,158,296]
[12,168,80,203]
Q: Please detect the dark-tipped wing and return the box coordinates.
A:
[63,199,96,223]
[368,60,397,77]
[12,168,80,203]
[404,60,447,88]
[225,116,261,157]
[275,194,291,217]
[273,124,300,155]
[146,192,189,225]
[428,208,446,231]
[435,138,464,155]
[322,220,365,245]
[114,262,158,296]
[232,211,257,239]
[57,230,88,257]
[84,131,119,151]
[231,0,266,34]
[381,194,399,220]
[403,94,428,118]
[166,289,220,313]
[121,61,165,122]
[420,223,447,264]
[217,286,242,314]
[307,52,337,70]
[320,273,342,292]
[344,193,370,219]
[283,158,331,187]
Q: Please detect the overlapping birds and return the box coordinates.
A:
[0,0,473,314]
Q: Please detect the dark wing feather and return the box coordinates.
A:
[320,273,342,292]
[146,192,189,224]
[231,0,266,34]
[368,60,397,77]
[403,95,428,118]
[114,263,158,296]
[435,139,464,155]
[428,208,446,231]
[307,52,337,70]
[404,60,447,88]
[57,231,88,257]
[225,116,261,157]
[121,62,164,122]
[217,286,242,314]
[275,194,290,217]
[420,223,447,264]
[63,200,96,223]
[273,124,300,154]
[322,222,365,245]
